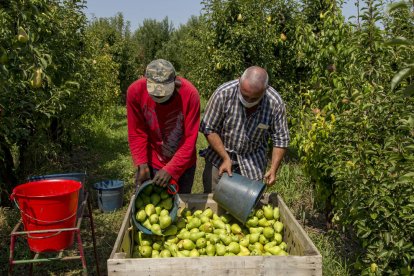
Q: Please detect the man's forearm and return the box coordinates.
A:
[205,133,230,161]
[270,147,287,173]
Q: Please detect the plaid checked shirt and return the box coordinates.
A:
[200,79,290,180]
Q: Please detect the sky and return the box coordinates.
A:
[84,0,358,32]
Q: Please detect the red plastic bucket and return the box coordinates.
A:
[10,179,81,252]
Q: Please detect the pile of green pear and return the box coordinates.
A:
[132,204,288,258]
[135,184,176,235]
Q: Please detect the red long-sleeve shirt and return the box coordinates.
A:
[126,77,200,181]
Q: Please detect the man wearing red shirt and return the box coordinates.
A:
[127,59,200,193]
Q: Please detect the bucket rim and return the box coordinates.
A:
[11,179,82,199]
[93,179,124,190]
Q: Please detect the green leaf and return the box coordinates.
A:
[385,37,413,46]
[403,83,414,97]
[391,68,412,91]
[387,1,409,13]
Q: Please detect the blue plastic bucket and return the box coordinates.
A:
[213,173,266,224]
[27,172,87,214]
[93,180,124,212]
[131,180,179,235]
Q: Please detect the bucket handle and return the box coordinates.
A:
[12,198,77,224]
[167,182,179,195]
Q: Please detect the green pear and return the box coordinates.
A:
[151,224,162,235]
[163,225,178,236]
[160,189,169,199]
[160,209,169,217]
[142,184,153,196]
[177,250,190,258]
[274,232,283,244]
[136,210,146,222]
[231,234,240,242]
[250,249,262,256]
[258,217,270,227]
[273,221,284,233]
[151,249,159,258]
[198,247,207,255]
[238,245,250,256]
[202,208,213,218]
[206,244,216,256]
[150,193,161,206]
[199,222,213,233]
[227,242,241,254]
[239,236,250,247]
[177,231,190,240]
[149,213,159,224]
[267,245,282,255]
[273,207,280,220]
[221,214,232,224]
[196,237,207,249]
[255,209,264,219]
[193,210,203,217]
[165,235,178,244]
[207,233,220,245]
[160,249,171,258]
[259,234,269,245]
[159,215,172,229]
[164,243,178,257]
[212,213,220,220]
[160,198,173,210]
[145,204,156,217]
[142,219,152,230]
[132,249,140,258]
[189,232,205,242]
[139,245,152,258]
[263,227,274,239]
[224,252,236,256]
[264,241,277,252]
[141,194,151,205]
[152,240,163,251]
[176,217,186,229]
[263,205,274,220]
[215,243,226,256]
[182,239,195,250]
[181,207,192,217]
[187,217,201,230]
[200,215,210,224]
[279,241,287,250]
[212,219,226,229]
[155,206,162,215]
[230,223,242,235]
[219,233,232,245]
[249,227,263,234]
[189,248,200,257]
[213,228,226,235]
[135,197,144,209]
[246,216,259,227]
[249,233,260,244]
[189,228,200,233]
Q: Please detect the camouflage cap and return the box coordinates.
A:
[145,59,176,97]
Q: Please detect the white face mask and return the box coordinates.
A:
[150,93,173,104]
[238,90,263,108]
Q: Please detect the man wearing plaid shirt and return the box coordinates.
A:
[200,66,289,193]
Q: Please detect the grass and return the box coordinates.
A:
[0,104,353,275]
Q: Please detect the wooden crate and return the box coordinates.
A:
[108,193,322,276]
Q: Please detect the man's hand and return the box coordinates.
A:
[135,163,150,188]
[153,169,172,187]
[263,169,276,186]
[219,157,233,176]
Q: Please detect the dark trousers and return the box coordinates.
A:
[147,165,196,194]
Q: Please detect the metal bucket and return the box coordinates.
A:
[213,173,266,224]
[93,180,124,212]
